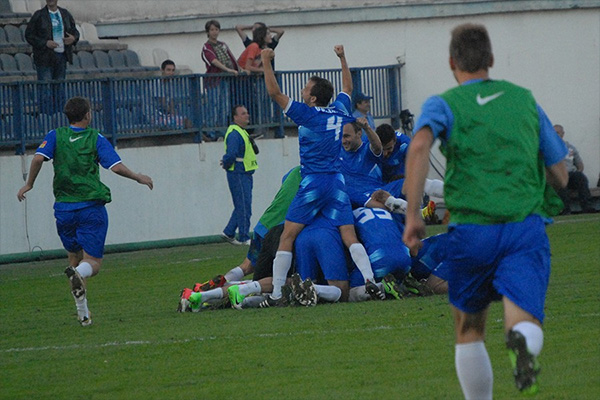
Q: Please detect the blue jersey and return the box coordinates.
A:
[36,127,121,211]
[382,132,411,183]
[339,142,383,191]
[284,93,355,176]
[353,207,411,278]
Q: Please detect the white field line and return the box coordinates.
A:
[1,325,400,354]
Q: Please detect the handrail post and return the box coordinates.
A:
[12,82,25,155]
[389,65,401,130]
[190,74,203,142]
[101,78,118,147]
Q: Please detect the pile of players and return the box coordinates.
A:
[178,45,447,312]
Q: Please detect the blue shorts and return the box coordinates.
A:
[411,233,450,281]
[286,173,354,226]
[246,231,264,267]
[446,215,551,323]
[370,247,411,279]
[295,226,349,282]
[54,204,108,259]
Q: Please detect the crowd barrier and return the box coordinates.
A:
[0,65,402,153]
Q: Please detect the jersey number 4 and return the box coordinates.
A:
[327,116,342,141]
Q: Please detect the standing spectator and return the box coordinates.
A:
[235,22,284,50]
[201,19,240,141]
[237,26,272,73]
[25,0,79,82]
[235,22,284,69]
[16,97,153,326]
[352,92,375,140]
[554,124,595,214]
[220,105,258,245]
[25,0,79,114]
[402,24,567,398]
[152,59,192,130]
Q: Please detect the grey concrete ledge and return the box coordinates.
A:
[96,1,600,38]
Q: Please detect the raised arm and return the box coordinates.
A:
[402,126,434,255]
[235,24,251,41]
[270,27,285,41]
[111,163,154,190]
[261,48,289,109]
[356,117,382,156]
[334,45,352,96]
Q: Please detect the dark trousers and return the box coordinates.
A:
[223,172,253,242]
[558,171,592,212]
[36,53,67,114]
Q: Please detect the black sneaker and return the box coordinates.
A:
[403,273,434,297]
[382,274,404,300]
[506,329,540,395]
[65,266,86,299]
[365,280,385,300]
[258,294,289,308]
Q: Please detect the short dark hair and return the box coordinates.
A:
[231,104,245,120]
[205,19,220,36]
[349,122,362,135]
[309,76,334,107]
[376,123,396,145]
[449,23,493,73]
[63,97,90,123]
[161,59,175,71]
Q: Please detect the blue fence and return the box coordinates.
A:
[0,65,402,153]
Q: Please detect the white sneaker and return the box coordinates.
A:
[79,312,92,327]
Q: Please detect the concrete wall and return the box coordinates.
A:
[116,8,600,185]
[0,138,299,256]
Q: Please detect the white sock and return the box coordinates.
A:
[348,286,371,302]
[75,296,89,320]
[349,243,374,283]
[314,285,341,302]
[384,196,407,214]
[224,266,245,282]
[512,321,544,356]
[227,279,253,285]
[271,251,292,299]
[424,179,444,198]
[455,341,493,400]
[200,287,224,302]
[239,281,262,296]
[76,262,93,279]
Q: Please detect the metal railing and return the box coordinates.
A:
[0,65,402,153]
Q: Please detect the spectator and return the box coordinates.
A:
[237,26,272,73]
[554,124,595,214]
[25,0,79,82]
[352,92,375,140]
[235,22,284,69]
[201,19,240,140]
[236,22,284,50]
[220,105,259,246]
[152,59,192,130]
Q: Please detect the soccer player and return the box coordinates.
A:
[402,24,568,398]
[17,97,153,326]
[260,45,380,307]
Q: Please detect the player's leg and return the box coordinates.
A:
[338,224,375,284]
[267,220,304,301]
[453,306,493,400]
[503,297,543,395]
[223,172,242,242]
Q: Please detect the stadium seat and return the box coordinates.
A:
[19,24,26,41]
[122,50,159,72]
[4,24,25,44]
[0,54,22,75]
[77,51,100,73]
[14,53,35,76]
[93,50,119,73]
[66,52,86,75]
[0,26,9,47]
[108,49,131,72]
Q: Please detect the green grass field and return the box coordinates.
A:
[1,215,599,399]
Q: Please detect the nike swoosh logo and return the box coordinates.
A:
[476,91,504,106]
[69,136,83,143]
